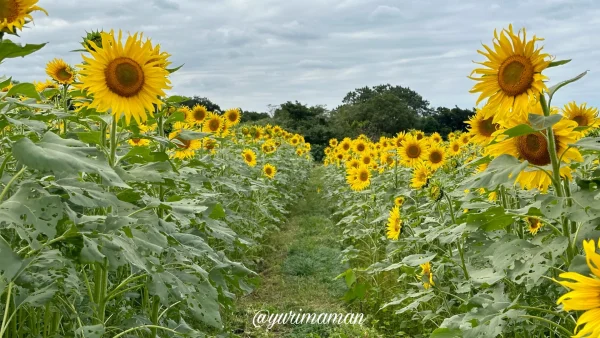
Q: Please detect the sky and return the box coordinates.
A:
[1,0,599,113]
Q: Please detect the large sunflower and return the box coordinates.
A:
[0,0,47,33]
[562,101,600,135]
[425,144,447,170]
[556,239,600,338]
[223,108,241,127]
[46,58,76,85]
[386,206,402,240]
[469,25,551,123]
[78,30,171,125]
[485,108,583,192]
[187,104,208,126]
[467,106,501,145]
[346,164,371,191]
[353,139,368,154]
[339,138,352,152]
[242,149,257,167]
[202,112,224,135]
[399,134,427,167]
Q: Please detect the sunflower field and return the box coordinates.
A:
[0,3,315,337]
[321,25,600,337]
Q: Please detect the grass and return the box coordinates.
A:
[224,167,381,338]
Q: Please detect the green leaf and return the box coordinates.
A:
[0,39,47,63]
[548,70,588,101]
[430,328,463,338]
[461,154,529,190]
[6,82,42,101]
[401,253,436,266]
[75,131,102,144]
[573,137,600,151]
[177,130,210,141]
[528,113,562,130]
[547,59,571,68]
[502,124,536,138]
[164,110,186,124]
[466,206,515,231]
[6,116,47,133]
[167,64,184,73]
[209,203,226,219]
[75,325,105,338]
[12,132,129,188]
[0,76,12,89]
[166,95,190,103]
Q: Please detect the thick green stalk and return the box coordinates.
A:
[150,296,160,336]
[539,95,564,198]
[109,117,118,167]
[0,282,13,337]
[93,263,108,324]
[0,166,26,202]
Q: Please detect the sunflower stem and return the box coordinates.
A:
[0,166,26,202]
[109,117,117,167]
[540,95,564,198]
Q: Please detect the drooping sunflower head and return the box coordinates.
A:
[78,30,172,125]
[223,108,241,127]
[263,163,277,179]
[562,101,600,135]
[202,112,224,135]
[469,25,551,123]
[427,180,443,201]
[526,217,543,235]
[0,0,47,33]
[386,205,402,240]
[467,106,501,145]
[399,134,427,167]
[242,149,257,167]
[186,104,208,125]
[46,58,76,85]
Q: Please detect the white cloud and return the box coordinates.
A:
[0,0,598,112]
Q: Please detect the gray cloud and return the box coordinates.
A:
[1,0,598,113]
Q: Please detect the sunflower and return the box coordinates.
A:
[414,130,425,140]
[329,138,338,147]
[562,101,600,135]
[242,149,257,167]
[555,239,600,338]
[411,164,431,189]
[459,133,471,146]
[430,132,443,144]
[386,206,402,240]
[425,144,447,170]
[346,158,360,170]
[168,122,202,160]
[346,164,371,191]
[203,138,217,151]
[340,138,352,152]
[486,109,583,192]
[128,138,150,147]
[223,108,241,127]
[360,153,373,166]
[34,79,58,92]
[448,132,456,140]
[526,217,543,235]
[261,141,276,154]
[380,152,395,167]
[399,134,427,167]
[263,163,277,179]
[469,25,551,123]
[45,58,76,85]
[353,139,368,154]
[202,112,224,135]
[1,81,13,92]
[448,140,462,157]
[0,0,47,33]
[467,106,501,145]
[394,196,405,207]
[78,30,171,125]
[394,132,406,148]
[290,136,300,146]
[186,104,208,126]
[420,262,435,289]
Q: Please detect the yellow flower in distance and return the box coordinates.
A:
[78,30,172,125]
[420,262,435,289]
[46,58,76,85]
[469,25,551,123]
[202,112,224,135]
[386,206,402,240]
[128,138,150,147]
[242,149,257,167]
[346,164,371,191]
[223,108,241,126]
[186,104,208,126]
[562,101,600,135]
[556,239,600,338]
[399,134,427,167]
[263,163,277,179]
[411,164,431,189]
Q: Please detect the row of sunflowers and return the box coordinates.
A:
[321,25,600,337]
[1,2,314,337]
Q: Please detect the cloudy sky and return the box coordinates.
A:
[1,0,598,113]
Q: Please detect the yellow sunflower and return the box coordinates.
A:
[168,122,201,160]
[242,149,257,167]
[340,138,352,152]
[34,79,58,92]
[448,140,462,157]
[394,132,406,148]
[467,106,501,145]
[78,30,171,125]
[459,133,471,146]
[346,164,371,191]
[353,139,368,154]
[223,108,241,127]
[128,138,150,147]
[360,153,373,166]
[420,262,435,289]
[411,164,431,189]
[448,132,456,140]
[329,138,338,147]
[562,101,600,135]
[469,25,551,123]
[486,109,583,192]
[394,196,405,207]
[0,0,47,33]
[399,134,427,167]
[187,104,208,126]
[555,239,600,338]
[202,112,224,135]
[263,163,277,179]
[386,206,402,240]
[414,130,425,140]
[45,58,76,85]
[526,217,543,235]
[425,144,447,170]
[430,132,443,144]
[346,158,360,170]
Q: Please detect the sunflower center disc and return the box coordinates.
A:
[479,117,499,136]
[516,133,553,166]
[359,171,369,182]
[357,144,365,152]
[363,156,371,164]
[57,68,72,81]
[193,110,205,121]
[0,0,18,22]
[498,55,534,96]
[430,151,442,164]
[394,221,400,232]
[245,154,253,162]
[407,145,421,158]
[572,115,587,127]
[105,57,145,98]
[209,119,220,131]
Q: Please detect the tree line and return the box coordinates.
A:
[181,84,475,161]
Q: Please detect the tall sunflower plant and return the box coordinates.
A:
[0,9,314,338]
[321,25,600,338]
